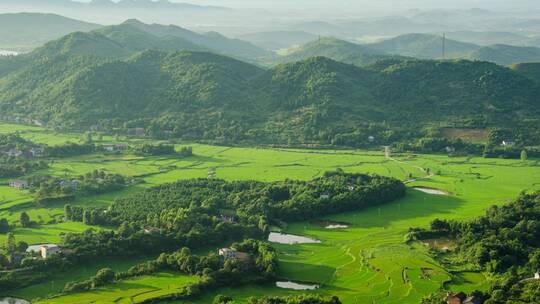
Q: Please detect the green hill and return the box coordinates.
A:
[468,44,540,66]
[368,33,479,59]
[367,33,540,66]
[1,35,539,146]
[511,62,540,83]
[237,31,318,50]
[0,13,101,52]
[274,37,393,66]
[121,19,270,60]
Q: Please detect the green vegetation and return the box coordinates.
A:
[367,33,540,66]
[412,192,540,304]
[274,37,394,66]
[0,123,539,303]
[3,34,540,148]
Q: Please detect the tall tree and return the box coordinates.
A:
[19,212,31,228]
[0,218,9,234]
[6,232,16,254]
[521,150,528,161]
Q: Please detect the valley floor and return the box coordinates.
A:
[0,122,539,303]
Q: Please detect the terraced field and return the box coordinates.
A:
[1,122,539,303]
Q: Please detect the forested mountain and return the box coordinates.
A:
[1,28,540,147]
[0,13,101,52]
[368,33,479,59]
[274,37,393,66]
[444,31,531,47]
[237,31,318,50]
[468,44,540,66]
[367,33,540,66]
[120,19,270,60]
[512,62,540,83]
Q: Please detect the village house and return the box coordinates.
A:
[501,140,515,146]
[128,128,145,137]
[143,226,160,234]
[9,180,29,189]
[368,136,375,142]
[445,146,456,153]
[320,193,330,199]
[30,147,44,157]
[59,179,79,190]
[218,248,250,262]
[6,148,22,157]
[446,292,479,304]
[41,245,61,259]
[218,215,236,224]
[103,143,128,152]
[535,272,540,280]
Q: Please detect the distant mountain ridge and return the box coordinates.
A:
[366,33,540,65]
[0,0,229,11]
[273,37,396,66]
[0,13,102,52]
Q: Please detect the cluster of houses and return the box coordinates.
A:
[9,180,29,189]
[9,178,80,191]
[9,244,63,265]
[0,115,44,127]
[0,146,44,159]
[102,143,128,152]
[59,179,80,190]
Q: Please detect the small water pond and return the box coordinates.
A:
[312,220,351,229]
[0,298,30,304]
[268,232,321,244]
[276,281,320,290]
[413,187,449,195]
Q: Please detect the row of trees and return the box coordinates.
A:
[63,239,278,302]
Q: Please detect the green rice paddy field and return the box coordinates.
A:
[1,122,539,304]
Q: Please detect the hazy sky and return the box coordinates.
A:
[167,0,539,11]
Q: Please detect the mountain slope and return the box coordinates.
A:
[467,44,540,66]
[368,33,479,59]
[0,13,102,52]
[275,37,393,66]
[121,19,270,60]
[0,50,264,128]
[237,31,318,50]
[512,62,540,83]
[2,49,539,145]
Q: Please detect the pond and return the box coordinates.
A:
[0,298,30,304]
[276,281,320,290]
[413,187,448,196]
[268,232,321,244]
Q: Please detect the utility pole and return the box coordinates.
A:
[442,33,446,60]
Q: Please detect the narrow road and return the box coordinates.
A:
[385,152,434,184]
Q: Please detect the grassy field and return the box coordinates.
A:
[35,272,199,304]
[1,122,539,303]
[6,255,155,300]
